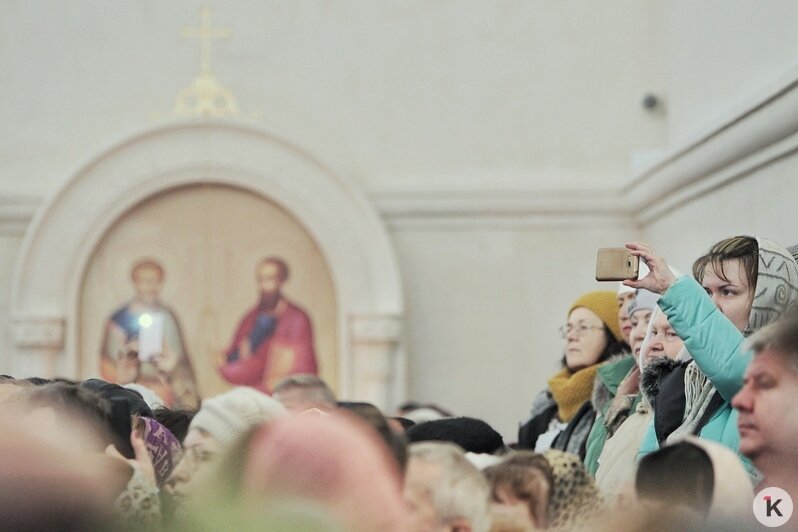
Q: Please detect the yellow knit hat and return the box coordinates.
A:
[568,291,621,341]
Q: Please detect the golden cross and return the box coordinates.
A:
[180,7,230,76]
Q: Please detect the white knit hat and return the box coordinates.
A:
[190,386,287,445]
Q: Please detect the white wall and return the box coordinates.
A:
[642,154,798,272]
[394,222,641,438]
[664,0,798,144]
[0,0,664,198]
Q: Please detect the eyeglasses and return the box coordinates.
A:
[559,324,604,338]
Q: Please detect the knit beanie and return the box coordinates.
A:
[627,289,660,317]
[569,291,622,341]
[748,237,798,333]
[190,386,287,445]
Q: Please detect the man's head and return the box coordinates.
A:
[272,374,337,414]
[404,442,491,532]
[131,259,165,304]
[257,256,289,297]
[732,310,798,465]
[693,236,758,332]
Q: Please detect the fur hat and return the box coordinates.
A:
[190,386,286,445]
[569,291,622,341]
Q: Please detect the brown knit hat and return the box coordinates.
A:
[568,291,622,341]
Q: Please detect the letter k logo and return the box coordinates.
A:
[765,495,784,518]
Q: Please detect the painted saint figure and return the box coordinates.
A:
[218,256,318,393]
[100,259,200,408]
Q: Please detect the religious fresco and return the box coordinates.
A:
[80,185,337,402]
[100,259,200,408]
[217,256,318,394]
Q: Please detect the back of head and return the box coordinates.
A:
[242,412,407,532]
[681,437,754,524]
[543,449,603,529]
[407,441,491,532]
[23,383,114,453]
[0,420,113,531]
[153,406,195,443]
[636,440,714,517]
[190,386,286,446]
[272,374,337,412]
[406,416,505,454]
[484,451,554,529]
[338,401,408,472]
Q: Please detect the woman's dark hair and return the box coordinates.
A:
[154,407,196,444]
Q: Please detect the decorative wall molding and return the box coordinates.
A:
[350,314,403,344]
[349,314,403,409]
[369,67,798,228]
[9,121,405,400]
[11,314,64,349]
[7,64,798,238]
[624,68,798,222]
[0,197,39,236]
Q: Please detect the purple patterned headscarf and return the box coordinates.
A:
[141,417,181,486]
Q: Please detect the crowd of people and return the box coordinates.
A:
[2,235,798,531]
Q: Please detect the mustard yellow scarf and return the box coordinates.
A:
[547,365,599,422]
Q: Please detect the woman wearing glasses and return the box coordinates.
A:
[518,292,627,458]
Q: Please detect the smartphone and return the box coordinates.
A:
[138,312,164,362]
[596,248,639,281]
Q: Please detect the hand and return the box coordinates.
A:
[152,341,178,373]
[617,366,641,396]
[623,242,678,294]
[116,342,142,383]
[105,429,156,488]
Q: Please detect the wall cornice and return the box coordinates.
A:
[5,69,798,233]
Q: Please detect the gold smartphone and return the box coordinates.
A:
[595,248,640,281]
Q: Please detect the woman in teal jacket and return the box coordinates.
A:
[626,236,798,481]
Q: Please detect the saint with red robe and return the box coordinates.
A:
[218,256,317,393]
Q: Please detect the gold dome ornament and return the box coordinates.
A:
[173,7,240,118]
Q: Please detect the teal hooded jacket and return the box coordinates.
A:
[636,275,756,478]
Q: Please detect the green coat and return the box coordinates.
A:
[584,355,638,477]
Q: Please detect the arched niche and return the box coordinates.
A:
[10,121,405,408]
